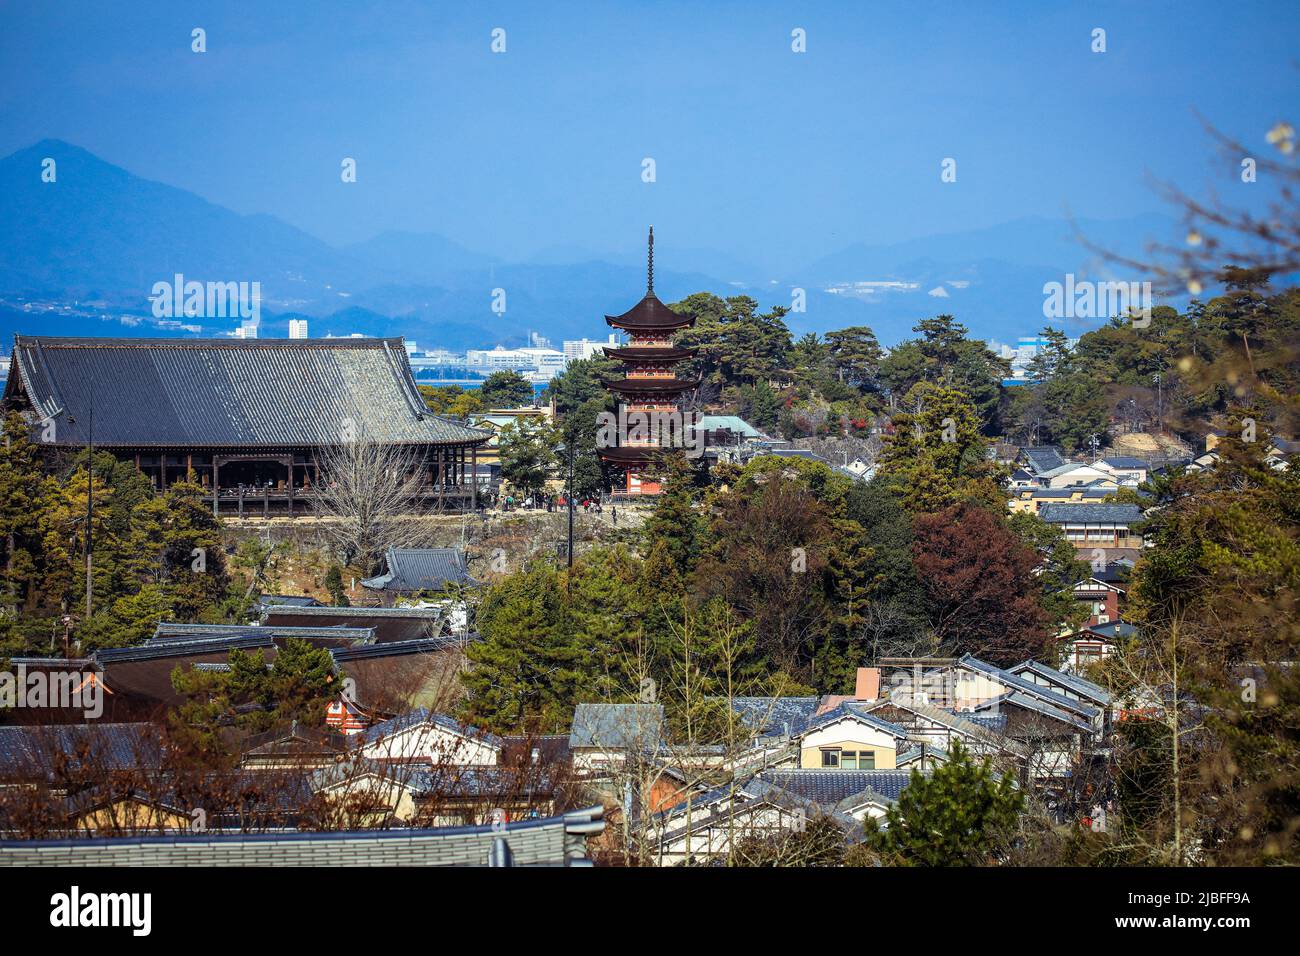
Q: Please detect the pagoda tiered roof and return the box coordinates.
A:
[606,376,701,395]
[604,293,693,332]
[603,345,697,362]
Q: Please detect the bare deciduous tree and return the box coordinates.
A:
[312,433,436,572]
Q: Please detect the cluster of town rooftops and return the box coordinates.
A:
[3,580,1128,866]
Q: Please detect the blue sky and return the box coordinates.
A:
[1,0,1296,272]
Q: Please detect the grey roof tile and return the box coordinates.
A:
[757,769,915,806]
[360,547,478,593]
[569,703,664,750]
[1039,503,1143,524]
[6,335,489,448]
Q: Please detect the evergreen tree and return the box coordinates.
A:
[498,418,557,498]
[878,381,1004,513]
[824,325,883,391]
[865,740,1023,865]
[478,369,534,408]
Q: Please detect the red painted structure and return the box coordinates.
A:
[600,228,699,495]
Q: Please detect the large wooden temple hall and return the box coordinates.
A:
[2,335,490,515]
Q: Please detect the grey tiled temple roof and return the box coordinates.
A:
[93,634,276,663]
[262,604,448,644]
[4,335,490,448]
[360,547,479,593]
[149,621,377,646]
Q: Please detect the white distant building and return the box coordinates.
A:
[466,346,565,375]
[412,349,466,365]
[288,319,308,339]
[564,334,621,362]
[233,319,258,339]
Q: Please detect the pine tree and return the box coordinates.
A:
[866,740,1023,865]
[878,381,1004,512]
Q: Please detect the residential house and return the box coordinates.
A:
[1058,619,1136,674]
[358,708,503,766]
[1008,485,1118,514]
[862,698,1029,765]
[791,702,910,770]
[1039,503,1145,550]
[240,723,350,770]
[1008,660,1112,733]
[1072,574,1126,627]
[1092,456,1150,485]
[1037,462,1119,489]
[569,703,665,777]
[1018,446,1068,476]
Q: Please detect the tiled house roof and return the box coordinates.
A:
[729,697,821,738]
[1009,659,1112,706]
[757,769,914,806]
[956,654,1098,720]
[569,703,664,750]
[1039,503,1143,524]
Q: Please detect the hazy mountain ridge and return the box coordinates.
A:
[0,140,1176,348]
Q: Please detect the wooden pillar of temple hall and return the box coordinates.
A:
[471,444,478,509]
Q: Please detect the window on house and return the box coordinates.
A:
[820,748,840,768]
[860,751,876,770]
[841,751,858,769]
[1076,643,1103,664]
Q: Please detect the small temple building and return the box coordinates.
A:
[600,228,700,495]
[2,335,489,515]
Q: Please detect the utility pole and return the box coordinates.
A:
[1153,373,1163,434]
[566,439,575,569]
[85,403,93,627]
[68,403,94,637]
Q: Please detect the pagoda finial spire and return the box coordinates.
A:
[647,225,655,295]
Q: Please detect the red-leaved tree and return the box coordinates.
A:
[911,504,1050,667]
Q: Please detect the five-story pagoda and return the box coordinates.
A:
[601,227,699,495]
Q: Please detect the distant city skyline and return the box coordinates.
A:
[2,1,1296,275]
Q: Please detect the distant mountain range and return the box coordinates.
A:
[0,139,1179,348]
